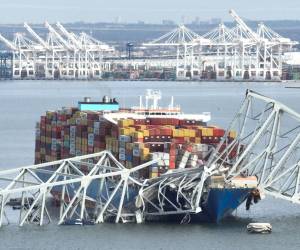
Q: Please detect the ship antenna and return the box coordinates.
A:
[170,96,174,109]
[139,95,143,109]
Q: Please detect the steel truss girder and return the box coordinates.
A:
[0,149,213,227]
[207,90,300,204]
[0,151,158,227]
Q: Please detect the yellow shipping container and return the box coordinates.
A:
[68,118,76,125]
[119,128,130,136]
[118,119,134,127]
[134,131,144,139]
[142,147,150,155]
[138,125,147,130]
[189,130,196,137]
[164,125,175,129]
[118,119,127,127]
[141,154,150,161]
[150,172,158,179]
[126,143,133,151]
[127,119,134,126]
[81,119,88,126]
[142,130,150,137]
[195,137,201,144]
[173,129,184,137]
[134,142,145,149]
[128,127,136,134]
[46,111,53,119]
[229,131,237,138]
[201,127,214,137]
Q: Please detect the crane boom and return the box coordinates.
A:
[24,22,50,50]
[0,33,17,51]
[45,21,74,51]
[229,9,260,41]
[56,22,82,49]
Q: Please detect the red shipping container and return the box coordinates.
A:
[133,138,144,143]
[213,128,225,137]
[169,155,176,169]
[134,119,146,125]
[168,118,179,126]
[149,128,160,136]
[172,137,185,144]
[160,128,172,136]
[189,137,195,143]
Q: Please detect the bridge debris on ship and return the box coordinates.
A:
[0,90,300,227]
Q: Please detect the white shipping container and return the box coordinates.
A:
[94,128,100,135]
[151,152,170,166]
[119,148,126,154]
[188,154,198,167]
[133,148,140,157]
[119,135,131,142]
[70,126,76,138]
[51,138,57,146]
[88,133,94,146]
[119,153,126,161]
[75,118,82,125]
[94,121,100,128]
[133,143,143,150]
[119,141,126,148]
[70,148,76,155]
[194,144,209,152]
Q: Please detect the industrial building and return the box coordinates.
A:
[0,10,298,81]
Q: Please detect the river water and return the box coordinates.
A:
[0,80,300,250]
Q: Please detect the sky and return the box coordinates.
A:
[1,0,300,23]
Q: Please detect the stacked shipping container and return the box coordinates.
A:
[35,108,236,179]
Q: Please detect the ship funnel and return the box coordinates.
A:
[84,97,91,102]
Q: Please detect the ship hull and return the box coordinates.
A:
[193,188,251,223]
[144,187,251,223]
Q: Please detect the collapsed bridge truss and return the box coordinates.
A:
[0,151,208,227]
[208,90,300,203]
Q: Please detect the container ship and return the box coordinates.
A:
[34,90,257,223]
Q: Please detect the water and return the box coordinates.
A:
[0,80,300,250]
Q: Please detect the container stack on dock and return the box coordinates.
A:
[35,107,236,179]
